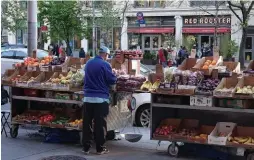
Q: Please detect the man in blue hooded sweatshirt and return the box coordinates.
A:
[82,46,116,155]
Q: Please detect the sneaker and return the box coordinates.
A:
[97,148,109,155]
[82,149,90,155]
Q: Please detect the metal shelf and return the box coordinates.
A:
[12,96,83,105]
[152,103,254,114]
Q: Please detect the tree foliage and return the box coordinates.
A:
[95,0,130,49]
[227,0,254,67]
[1,1,27,40]
[38,1,90,54]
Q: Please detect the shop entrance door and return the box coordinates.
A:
[142,35,161,55]
[244,35,254,63]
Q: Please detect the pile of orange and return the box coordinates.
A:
[24,57,40,67]
[39,56,53,66]
[202,60,217,69]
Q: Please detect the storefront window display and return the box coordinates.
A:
[128,33,142,50]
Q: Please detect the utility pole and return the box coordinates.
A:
[27,1,37,57]
[92,0,96,56]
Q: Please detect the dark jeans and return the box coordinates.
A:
[82,102,109,152]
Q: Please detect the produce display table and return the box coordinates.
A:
[150,92,254,158]
[8,85,132,140]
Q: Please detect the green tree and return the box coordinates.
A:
[227,1,254,68]
[1,1,27,44]
[95,0,130,49]
[38,1,90,55]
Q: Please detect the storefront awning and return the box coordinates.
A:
[182,27,231,34]
[127,27,174,33]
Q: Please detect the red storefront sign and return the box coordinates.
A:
[182,27,231,33]
[127,27,174,33]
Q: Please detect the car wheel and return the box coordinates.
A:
[135,104,150,127]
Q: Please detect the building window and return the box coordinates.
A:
[190,1,225,7]
[20,1,27,9]
[134,0,165,8]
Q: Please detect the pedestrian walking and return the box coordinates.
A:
[82,46,117,155]
[79,48,86,58]
[53,44,59,57]
[158,45,167,68]
[177,46,188,66]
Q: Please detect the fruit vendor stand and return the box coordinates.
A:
[136,56,254,159]
[2,53,144,141]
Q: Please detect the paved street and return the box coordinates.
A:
[2,127,202,160]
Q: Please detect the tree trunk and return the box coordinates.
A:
[239,27,247,69]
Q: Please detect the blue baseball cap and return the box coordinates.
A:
[99,46,110,54]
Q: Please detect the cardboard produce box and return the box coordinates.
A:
[233,76,254,99]
[227,126,254,149]
[215,61,240,78]
[173,119,199,140]
[16,71,41,87]
[214,77,239,97]
[156,64,163,74]
[153,118,181,140]
[188,125,214,144]
[208,122,236,145]
[243,60,254,76]
[192,56,223,75]
[178,58,197,70]
[148,73,164,84]
[2,69,16,86]
[247,60,254,70]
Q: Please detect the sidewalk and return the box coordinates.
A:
[1,127,199,160]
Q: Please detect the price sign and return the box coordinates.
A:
[27,66,37,71]
[40,66,49,72]
[190,96,213,107]
[236,148,245,156]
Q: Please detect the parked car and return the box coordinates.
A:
[1,43,27,51]
[1,48,48,74]
[129,64,154,127]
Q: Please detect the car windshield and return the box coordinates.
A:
[37,50,48,58]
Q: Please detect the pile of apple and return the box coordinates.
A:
[10,74,22,82]
[39,114,55,124]
[154,125,177,136]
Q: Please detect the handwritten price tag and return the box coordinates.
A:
[190,96,212,107]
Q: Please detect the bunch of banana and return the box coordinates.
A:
[140,81,152,91]
[228,136,254,145]
[150,79,161,91]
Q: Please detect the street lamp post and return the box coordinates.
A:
[92,0,96,56]
[27,1,38,57]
